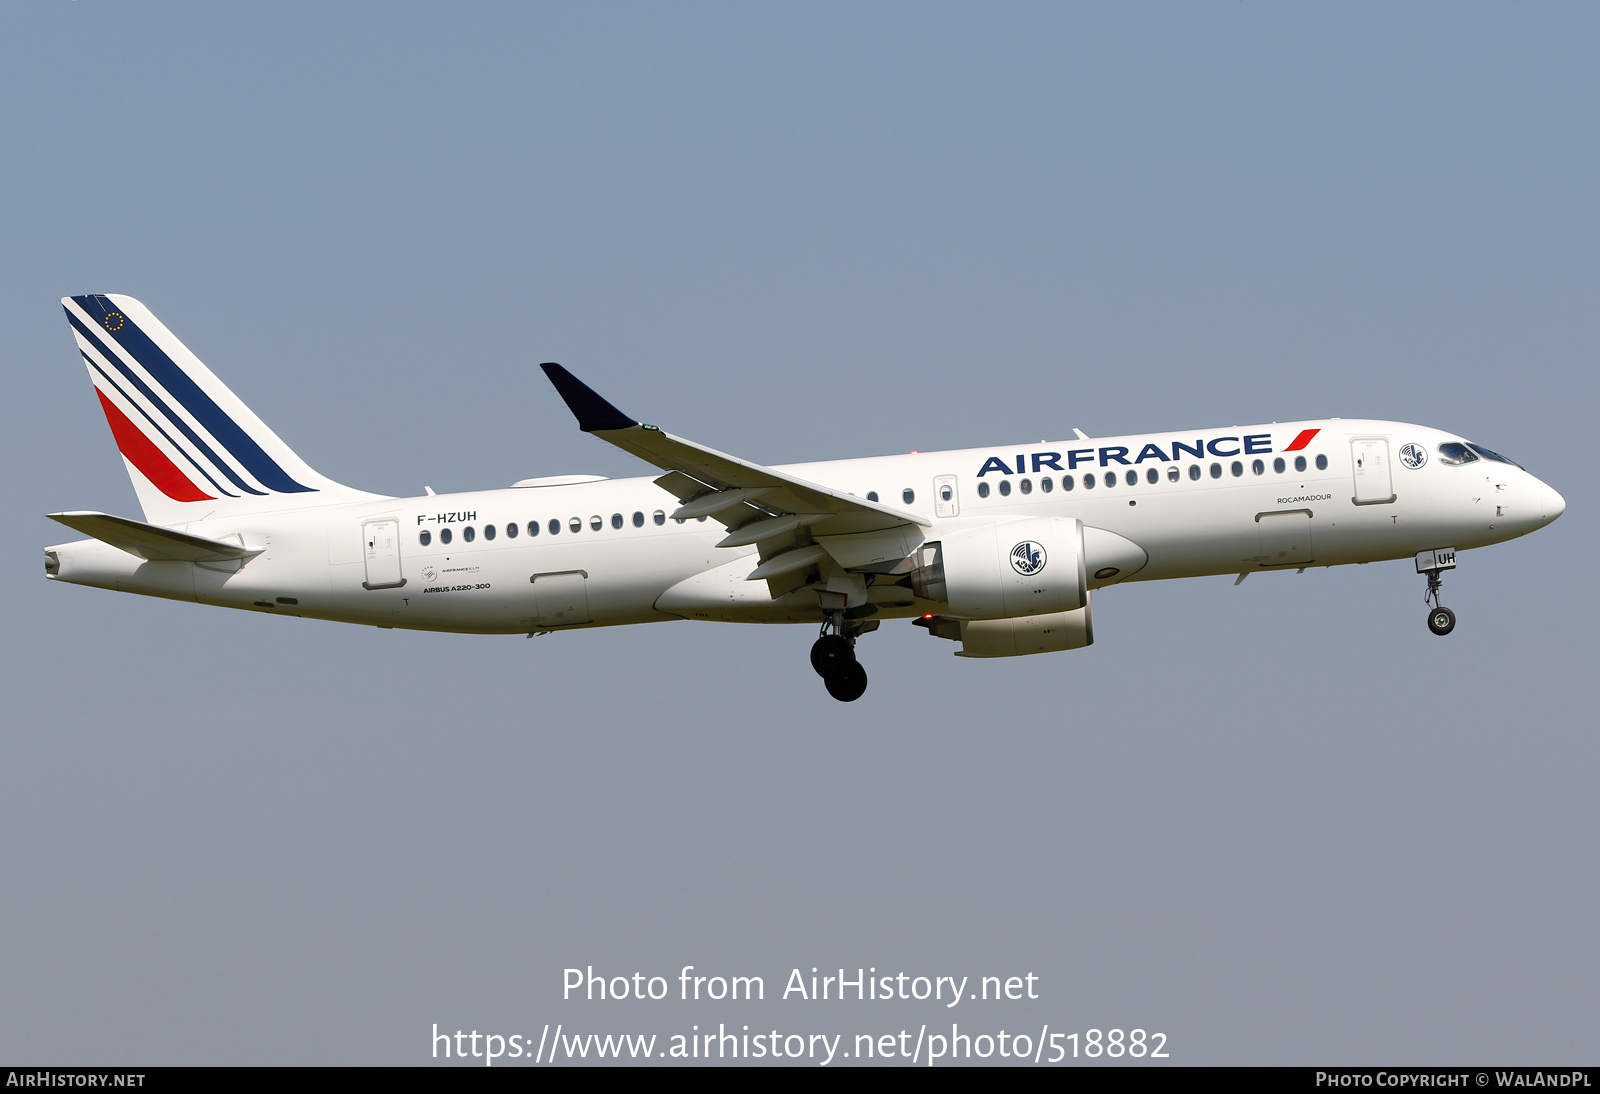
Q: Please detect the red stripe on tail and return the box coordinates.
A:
[1284,428,1320,452]
[95,390,214,502]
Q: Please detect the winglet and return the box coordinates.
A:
[539,363,638,432]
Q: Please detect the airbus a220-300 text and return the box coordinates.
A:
[45,295,1566,701]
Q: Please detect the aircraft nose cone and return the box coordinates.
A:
[1540,483,1566,523]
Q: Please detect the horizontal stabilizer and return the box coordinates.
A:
[47,511,263,563]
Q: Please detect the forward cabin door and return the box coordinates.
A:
[362,519,405,589]
[1351,439,1396,505]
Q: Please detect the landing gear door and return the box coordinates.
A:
[1351,438,1396,505]
[1256,509,1312,566]
[933,475,959,518]
[362,519,405,589]
[531,570,591,626]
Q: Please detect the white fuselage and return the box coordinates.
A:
[45,418,1563,635]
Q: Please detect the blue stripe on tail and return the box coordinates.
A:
[71,295,314,494]
[67,309,268,496]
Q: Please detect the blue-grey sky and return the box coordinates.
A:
[1,2,1594,1065]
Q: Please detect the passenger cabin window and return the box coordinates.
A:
[1042,476,1054,492]
[1084,473,1096,489]
[1125,470,1137,486]
[1315,454,1328,470]
[1167,467,1179,482]
[549,519,561,535]
[653,510,666,525]
[867,491,879,502]
[977,481,990,498]
[1252,459,1264,475]
[999,480,1012,496]
[1273,457,1286,473]
[590,515,602,531]
[1231,461,1243,477]
[1103,472,1115,489]
[528,521,541,537]
[506,522,518,538]
[1062,475,1075,491]
[902,488,915,504]
[487,524,498,540]
[633,511,645,527]
[612,513,623,529]
[419,530,432,547]
[440,528,452,545]
[1438,442,1478,465]
[1210,463,1222,479]
[1021,479,1034,495]
[1188,465,1201,481]
[1294,456,1307,473]
[463,526,475,542]
[1147,467,1159,484]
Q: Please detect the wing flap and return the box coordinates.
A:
[607,422,925,534]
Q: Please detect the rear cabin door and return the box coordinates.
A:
[531,571,591,626]
[362,519,405,589]
[1351,439,1396,505]
[933,475,960,518]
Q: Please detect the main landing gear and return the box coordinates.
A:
[812,610,869,702]
[1417,548,1458,636]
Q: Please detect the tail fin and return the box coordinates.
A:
[63,294,381,525]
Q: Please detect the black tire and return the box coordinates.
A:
[1427,606,1456,636]
[810,634,855,677]
[824,660,868,702]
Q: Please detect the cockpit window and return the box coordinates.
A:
[1467,443,1520,468]
[1437,442,1478,465]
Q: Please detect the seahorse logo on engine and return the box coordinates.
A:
[1011,540,1047,576]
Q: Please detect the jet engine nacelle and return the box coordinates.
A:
[910,517,1087,620]
[958,599,1094,658]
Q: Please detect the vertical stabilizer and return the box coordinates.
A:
[62,294,383,525]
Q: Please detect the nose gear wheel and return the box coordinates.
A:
[1427,605,1456,636]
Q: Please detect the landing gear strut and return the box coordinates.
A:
[812,609,869,702]
[1417,548,1457,636]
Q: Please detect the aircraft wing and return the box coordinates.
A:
[540,363,928,586]
[47,511,263,563]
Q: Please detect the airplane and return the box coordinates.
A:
[44,293,1567,702]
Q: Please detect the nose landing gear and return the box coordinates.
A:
[812,610,871,702]
[1417,548,1458,636]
